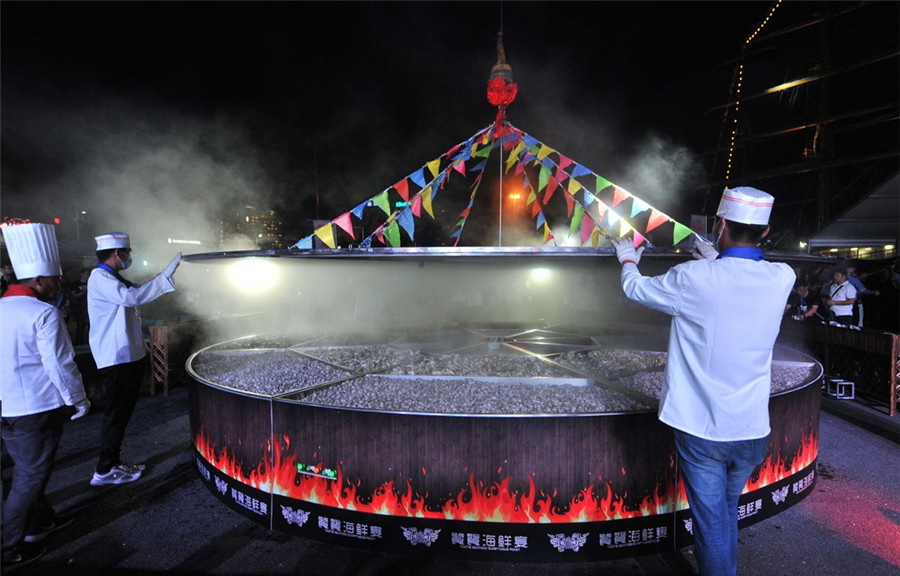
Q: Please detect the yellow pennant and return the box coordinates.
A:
[314,223,335,248]
[421,186,434,218]
[426,159,441,179]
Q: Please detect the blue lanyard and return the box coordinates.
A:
[718,246,765,261]
[97,263,134,288]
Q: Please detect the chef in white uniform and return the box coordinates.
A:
[87,232,181,486]
[1,223,91,568]
[611,187,795,576]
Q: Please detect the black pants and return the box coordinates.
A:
[96,358,145,474]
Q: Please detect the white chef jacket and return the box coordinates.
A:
[619,250,795,441]
[1,286,88,417]
[88,266,175,369]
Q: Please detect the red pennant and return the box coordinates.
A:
[334,213,354,239]
[564,191,575,217]
[554,166,568,183]
[543,176,558,205]
[558,154,573,171]
[646,209,669,232]
[393,179,410,202]
[612,186,630,207]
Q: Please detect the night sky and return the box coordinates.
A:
[2,2,784,250]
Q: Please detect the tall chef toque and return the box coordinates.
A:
[95,232,131,251]
[1,222,63,279]
[716,186,774,226]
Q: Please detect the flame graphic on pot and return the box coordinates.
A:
[194,429,818,523]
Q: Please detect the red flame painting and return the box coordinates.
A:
[195,428,818,524]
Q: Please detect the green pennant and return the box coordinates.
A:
[385,220,401,247]
[595,175,613,193]
[373,191,391,216]
[538,165,550,192]
[673,221,693,245]
[569,204,585,237]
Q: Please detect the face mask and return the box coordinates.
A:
[119,252,133,270]
[713,218,724,249]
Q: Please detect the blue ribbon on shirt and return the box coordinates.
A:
[718,246,765,261]
[96,263,134,288]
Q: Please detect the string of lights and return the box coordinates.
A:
[724,0,783,185]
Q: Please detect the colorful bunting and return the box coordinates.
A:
[292,121,705,251]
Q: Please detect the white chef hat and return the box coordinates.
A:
[95,232,131,251]
[716,186,774,226]
[1,223,63,279]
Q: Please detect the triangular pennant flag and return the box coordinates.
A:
[314,223,336,248]
[537,145,553,160]
[673,221,693,245]
[393,179,410,202]
[619,220,634,236]
[397,209,415,240]
[558,154,573,170]
[564,189,575,217]
[631,197,650,218]
[421,185,434,218]
[527,190,537,206]
[536,211,546,229]
[646,209,669,232]
[334,213,355,239]
[426,159,441,179]
[570,163,592,178]
[612,186,630,207]
[633,230,647,247]
[538,166,550,192]
[545,176,559,204]
[384,221,401,247]
[583,191,595,206]
[409,194,422,217]
[555,166,568,184]
[595,175,613,192]
[581,218,596,246]
[351,201,367,220]
[470,159,487,172]
[410,168,426,188]
[373,190,391,216]
[453,161,466,176]
[543,222,552,243]
[531,200,541,218]
[596,203,608,222]
[566,178,583,195]
[569,204,585,237]
[607,210,620,228]
[294,236,313,250]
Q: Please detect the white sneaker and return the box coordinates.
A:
[90,464,142,486]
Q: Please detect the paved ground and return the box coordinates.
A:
[3,386,898,576]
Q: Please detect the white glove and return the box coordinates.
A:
[163,252,183,279]
[692,240,719,261]
[610,236,645,265]
[71,399,91,420]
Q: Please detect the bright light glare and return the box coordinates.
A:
[530,267,552,282]
[228,258,280,294]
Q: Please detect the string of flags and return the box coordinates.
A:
[292,123,702,250]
